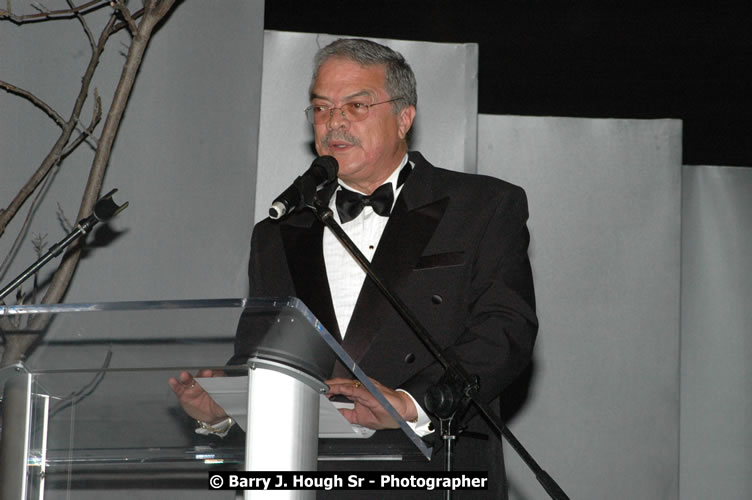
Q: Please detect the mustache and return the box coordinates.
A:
[322,131,361,148]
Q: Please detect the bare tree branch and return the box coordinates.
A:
[110,0,137,35]
[57,202,74,232]
[0,167,56,281]
[1,0,178,365]
[145,0,175,19]
[112,7,144,33]
[0,14,118,239]
[67,0,96,50]
[62,89,102,157]
[0,0,109,23]
[30,3,50,16]
[0,80,66,127]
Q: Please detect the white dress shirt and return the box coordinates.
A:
[323,154,433,435]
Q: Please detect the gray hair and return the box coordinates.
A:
[310,38,417,112]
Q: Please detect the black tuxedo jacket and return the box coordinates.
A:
[235,151,538,499]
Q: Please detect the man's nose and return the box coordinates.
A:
[327,107,349,129]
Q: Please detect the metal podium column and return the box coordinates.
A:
[0,364,33,500]
[244,358,327,500]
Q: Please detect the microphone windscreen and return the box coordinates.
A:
[312,155,338,184]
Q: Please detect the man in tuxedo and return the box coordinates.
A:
[171,38,537,498]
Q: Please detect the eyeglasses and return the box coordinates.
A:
[304,97,406,124]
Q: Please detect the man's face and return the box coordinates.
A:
[310,58,415,193]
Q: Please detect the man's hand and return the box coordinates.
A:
[168,369,228,424]
[325,377,418,430]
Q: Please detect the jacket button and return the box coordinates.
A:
[431,294,443,304]
[404,353,416,364]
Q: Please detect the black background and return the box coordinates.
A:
[266,1,752,167]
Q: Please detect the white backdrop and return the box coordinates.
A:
[680,165,752,500]
[478,115,683,499]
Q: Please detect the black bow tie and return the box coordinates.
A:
[334,164,413,223]
[336,183,394,223]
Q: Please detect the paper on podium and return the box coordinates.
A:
[197,376,375,439]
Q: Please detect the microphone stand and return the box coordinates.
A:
[307,194,568,500]
[0,189,128,302]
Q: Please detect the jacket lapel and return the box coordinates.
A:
[341,153,449,363]
[280,213,342,342]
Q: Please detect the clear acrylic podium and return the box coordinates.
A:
[0,298,430,499]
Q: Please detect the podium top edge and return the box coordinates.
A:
[0,297,308,315]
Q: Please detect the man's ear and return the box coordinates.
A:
[397,105,416,140]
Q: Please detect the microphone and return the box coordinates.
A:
[269,156,338,219]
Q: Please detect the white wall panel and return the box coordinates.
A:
[680,165,752,500]
[478,115,682,500]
